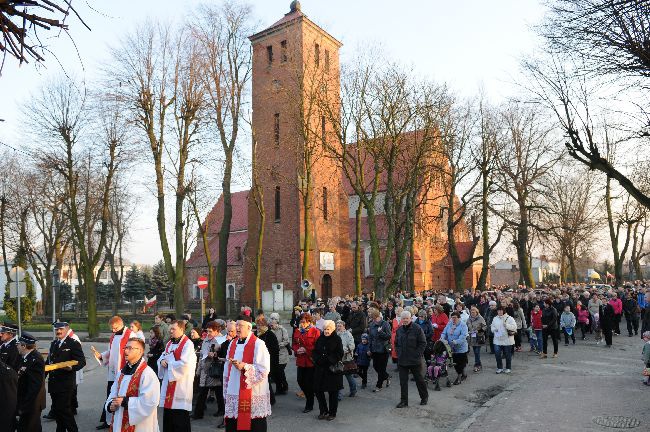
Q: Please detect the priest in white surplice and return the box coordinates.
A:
[105,338,160,432]
[158,320,196,432]
[94,315,133,429]
[223,317,272,432]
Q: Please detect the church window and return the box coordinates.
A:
[321,115,326,146]
[275,186,281,222]
[280,40,287,62]
[323,187,328,221]
[325,49,330,71]
[274,113,280,145]
[314,43,320,68]
[266,45,273,64]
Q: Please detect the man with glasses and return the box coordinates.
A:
[105,338,160,431]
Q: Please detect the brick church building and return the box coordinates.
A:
[185,2,483,311]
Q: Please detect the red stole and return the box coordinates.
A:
[163,335,189,409]
[227,334,257,430]
[109,328,132,370]
[113,360,148,432]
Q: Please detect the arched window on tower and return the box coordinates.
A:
[275,186,281,222]
[314,43,320,68]
[323,187,328,221]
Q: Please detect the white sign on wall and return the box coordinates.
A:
[320,252,335,271]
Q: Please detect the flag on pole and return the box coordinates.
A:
[606,271,614,279]
[144,295,157,312]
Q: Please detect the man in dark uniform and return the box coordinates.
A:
[47,322,86,432]
[16,332,46,432]
[0,357,18,431]
[0,323,21,371]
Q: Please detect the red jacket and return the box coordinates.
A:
[530,310,543,330]
[431,312,449,341]
[609,298,623,315]
[292,326,320,368]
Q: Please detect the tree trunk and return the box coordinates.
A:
[301,172,313,281]
[477,171,490,291]
[516,200,535,288]
[354,201,363,296]
[215,150,233,315]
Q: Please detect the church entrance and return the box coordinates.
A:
[321,274,332,300]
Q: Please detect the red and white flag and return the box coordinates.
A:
[144,295,157,312]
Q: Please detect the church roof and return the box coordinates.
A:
[186,190,249,268]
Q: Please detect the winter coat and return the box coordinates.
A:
[198,336,223,387]
[292,325,320,368]
[560,311,576,329]
[395,323,427,366]
[601,304,616,330]
[609,298,623,315]
[431,312,449,341]
[337,329,356,362]
[368,319,391,354]
[440,320,469,353]
[346,310,367,343]
[542,306,559,330]
[258,329,280,375]
[530,310,543,330]
[271,324,290,365]
[466,314,487,346]
[588,298,602,316]
[355,342,371,367]
[312,333,344,392]
[391,317,401,360]
[491,314,517,346]
[623,298,638,317]
[415,318,434,341]
[512,308,527,329]
[576,307,590,324]
[484,307,497,335]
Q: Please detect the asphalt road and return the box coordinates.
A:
[38,322,648,431]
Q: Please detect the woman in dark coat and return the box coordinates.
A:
[147,325,165,375]
[600,301,616,347]
[312,320,344,421]
[256,317,280,406]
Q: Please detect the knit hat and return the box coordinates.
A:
[361,333,369,340]
[489,300,497,306]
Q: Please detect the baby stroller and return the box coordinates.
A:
[427,340,454,391]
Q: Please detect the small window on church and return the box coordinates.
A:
[321,115,326,146]
[325,49,330,71]
[274,113,280,145]
[275,186,281,222]
[266,45,273,64]
[280,40,287,62]
[323,187,328,221]
[314,43,320,68]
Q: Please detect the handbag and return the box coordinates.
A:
[208,359,224,378]
[329,361,344,374]
[342,359,358,374]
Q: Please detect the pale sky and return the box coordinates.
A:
[0,0,547,265]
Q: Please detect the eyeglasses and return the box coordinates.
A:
[124,346,142,351]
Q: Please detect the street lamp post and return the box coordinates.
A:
[52,267,60,324]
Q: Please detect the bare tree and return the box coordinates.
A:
[493,104,562,288]
[191,2,252,313]
[110,23,206,315]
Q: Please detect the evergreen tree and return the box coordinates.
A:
[122,265,145,301]
[3,245,36,323]
[151,260,172,299]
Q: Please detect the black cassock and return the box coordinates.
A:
[17,350,46,432]
[0,359,18,432]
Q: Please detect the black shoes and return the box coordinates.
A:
[420,398,428,405]
[396,401,408,408]
[303,407,313,413]
[96,424,110,430]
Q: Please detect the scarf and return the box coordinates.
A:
[113,359,148,432]
[227,334,258,430]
